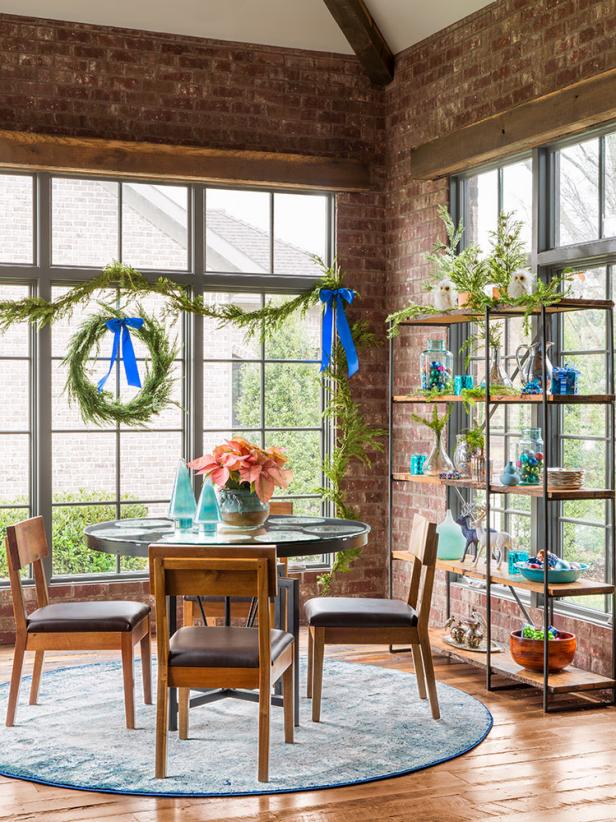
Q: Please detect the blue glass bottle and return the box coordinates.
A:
[168,459,197,531]
[195,478,220,533]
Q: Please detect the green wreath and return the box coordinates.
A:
[64,308,177,427]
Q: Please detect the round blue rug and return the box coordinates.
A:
[0,658,492,796]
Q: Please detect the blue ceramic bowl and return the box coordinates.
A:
[515,562,589,584]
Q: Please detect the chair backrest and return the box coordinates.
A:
[405,514,438,629]
[5,516,50,634]
[149,544,278,670]
[269,501,293,515]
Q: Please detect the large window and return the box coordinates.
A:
[454,126,616,620]
[0,173,332,580]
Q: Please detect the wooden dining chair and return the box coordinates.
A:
[5,516,152,728]
[150,544,295,782]
[305,513,440,721]
[182,499,294,628]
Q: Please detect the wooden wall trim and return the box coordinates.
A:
[0,129,372,192]
[411,67,616,180]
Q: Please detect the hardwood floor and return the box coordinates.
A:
[1,633,616,821]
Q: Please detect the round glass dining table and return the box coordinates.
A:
[85,514,370,730]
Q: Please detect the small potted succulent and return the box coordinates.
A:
[189,437,292,529]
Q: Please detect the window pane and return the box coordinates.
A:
[265,295,321,360]
[502,159,533,249]
[122,183,188,271]
[206,189,271,273]
[568,266,607,300]
[265,430,321,497]
[558,138,599,245]
[51,285,116,357]
[603,132,616,237]
[264,363,321,427]
[52,178,119,266]
[0,434,30,503]
[0,360,29,431]
[202,292,261,360]
[273,193,327,276]
[0,284,30,357]
[465,168,498,253]
[52,503,117,576]
[563,438,605,487]
[120,501,168,572]
[204,361,262,430]
[52,433,117,498]
[202,430,263,454]
[119,431,182,500]
[52,359,114,432]
[0,174,33,264]
[0,507,30,579]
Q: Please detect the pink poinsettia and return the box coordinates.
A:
[188,437,292,503]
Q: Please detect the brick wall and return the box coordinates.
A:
[0,12,387,639]
[385,0,616,673]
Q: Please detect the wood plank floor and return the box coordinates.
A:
[1,634,616,821]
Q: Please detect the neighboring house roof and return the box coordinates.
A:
[124,183,318,276]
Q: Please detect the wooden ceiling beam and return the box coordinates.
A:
[411,67,616,180]
[323,0,394,86]
[0,129,372,192]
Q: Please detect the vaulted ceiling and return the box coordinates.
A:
[0,0,492,56]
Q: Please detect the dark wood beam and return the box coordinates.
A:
[323,0,394,86]
[411,67,616,180]
[0,129,372,192]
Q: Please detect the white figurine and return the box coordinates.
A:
[474,524,514,570]
[508,268,535,299]
[433,278,458,310]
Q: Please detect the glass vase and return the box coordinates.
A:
[453,433,472,477]
[516,427,544,486]
[423,430,454,476]
[488,346,513,388]
[195,478,220,532]
[168,459,197,531]
[420,339,453,393]
[218,486,269,529]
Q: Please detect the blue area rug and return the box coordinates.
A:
[0,658,492,797]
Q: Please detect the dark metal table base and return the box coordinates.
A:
[167,572,300,731]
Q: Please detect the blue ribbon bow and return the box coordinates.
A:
[97,317,145,394]
[319,288,359,378]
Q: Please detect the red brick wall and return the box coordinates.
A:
[0,12,387,641]
[386,0,616,674]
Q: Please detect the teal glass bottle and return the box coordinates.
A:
[436,509,466,560]
[195,478,220,533]
[168,459,197,531]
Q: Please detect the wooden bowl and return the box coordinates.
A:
[509,630,576,672]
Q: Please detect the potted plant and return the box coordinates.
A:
[188,437,292,529]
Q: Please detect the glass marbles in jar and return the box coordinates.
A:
[420,339,453,393]
[516,427,544,486]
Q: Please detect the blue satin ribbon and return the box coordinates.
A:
[97,317,145,394]
[319,288,359,378]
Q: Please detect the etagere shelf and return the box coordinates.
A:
[387,297,616,712]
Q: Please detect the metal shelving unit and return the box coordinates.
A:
[388,298,616,712]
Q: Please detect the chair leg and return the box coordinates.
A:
[29,650,45,705]
[311,627,325,723]
[6,636,26,726]
[419,631,441,720]
[140,628,152,705]
[307,626,314,698]
[283,658,294,744]
[155,676,169,778]
[178,688,189,740]
[121,632,135,730]
[411,644,427,700]
[258,680,270,782]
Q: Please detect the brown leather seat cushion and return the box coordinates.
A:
[168,626,294,668]
[27,601,150,633]
[304,597,417,628]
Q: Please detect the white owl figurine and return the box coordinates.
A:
[508,268,535,299]
[433,278,458,310]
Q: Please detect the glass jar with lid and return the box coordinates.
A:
[515,427,544,486]
[419,339,453,393]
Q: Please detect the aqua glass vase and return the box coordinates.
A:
[168,459,197,531]
[195,478,220,532]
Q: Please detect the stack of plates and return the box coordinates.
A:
[547,468,585,490]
